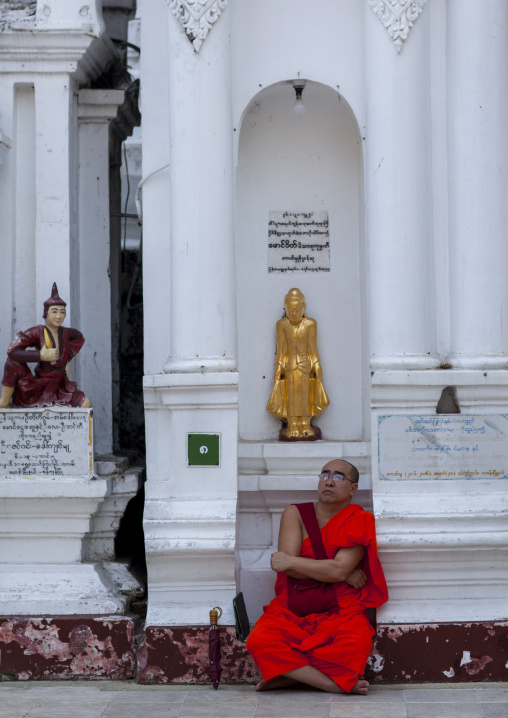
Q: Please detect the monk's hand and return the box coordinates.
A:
[40,347,58,361]
[270,551,293,573]
[346,568,367,589]
[65,363,70,378]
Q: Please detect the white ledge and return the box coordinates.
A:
[372,369,508,385]
[144,372,239,388]
[163,357,237,373]
[370,355,440,371]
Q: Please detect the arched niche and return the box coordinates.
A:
[236,79,367,442]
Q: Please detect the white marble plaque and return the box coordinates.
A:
[268,210,330,274]
[378,414,508,480]
[0,408,93,479]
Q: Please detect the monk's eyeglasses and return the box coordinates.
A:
[318,471,356,484]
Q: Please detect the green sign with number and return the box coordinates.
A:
[187,433,220,466]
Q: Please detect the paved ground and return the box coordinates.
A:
[1,681,508,718]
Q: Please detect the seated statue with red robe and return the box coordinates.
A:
[0,283,92,409]
[246,459,388,695]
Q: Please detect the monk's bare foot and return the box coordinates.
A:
[255,676,300,692]
[348,679,369,695]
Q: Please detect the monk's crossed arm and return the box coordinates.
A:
[272,505,367,585]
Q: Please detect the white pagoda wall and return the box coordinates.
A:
[140,0,508,635]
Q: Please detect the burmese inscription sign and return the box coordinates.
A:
[268,210,330,274]
[0,408,93,479]
[378,414,508,480]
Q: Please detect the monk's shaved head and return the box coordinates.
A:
[321,459,359,485]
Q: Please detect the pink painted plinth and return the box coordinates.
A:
[2,618,506,683]
[0,616,135,680]
[138,626,260,684]
[366,622,508,683]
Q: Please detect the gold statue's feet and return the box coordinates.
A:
[279,419,322,442]
[300,419,313,437]
[287,421,300,438]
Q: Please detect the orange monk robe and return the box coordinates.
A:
[246,504,388,693]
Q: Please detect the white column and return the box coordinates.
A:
[163,5,236,374]
[141,2,239,626]
[365,6,436,370]
[448,0,508,369]
[34,75,74,321]
[12,84,37,331]
[77,89,125,454]
[0,86,14,360]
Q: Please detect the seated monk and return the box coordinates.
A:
[246,459,388,695]
[0,283,91,409]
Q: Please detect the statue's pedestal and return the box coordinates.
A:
[0,408,130,616]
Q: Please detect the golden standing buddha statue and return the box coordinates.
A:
[266,288,330,440]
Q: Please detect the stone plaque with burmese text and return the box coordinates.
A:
[0,408,93,479]
[378,414,508,480]
[268,210,330,274]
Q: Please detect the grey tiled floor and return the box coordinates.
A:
[1,682,507,718]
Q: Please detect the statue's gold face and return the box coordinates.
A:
[45,306,66,332]
[285,298,305,325]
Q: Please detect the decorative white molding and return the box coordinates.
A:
[0,32,115,81]
[167,0,226,53]
[238,440,371,484]
[143,371,238,410]
[164,355,237,373]
[369,0,427,53]
[371,369,508,411]
[77,89,125,122]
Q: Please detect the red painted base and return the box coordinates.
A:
[138,626,260,684]
[139,622,508,685]
[0,616,135,680]
[2,618,507,684]
[366,622,508,684]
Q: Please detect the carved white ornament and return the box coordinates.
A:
[167,0,227,53]
[369,0,427,53]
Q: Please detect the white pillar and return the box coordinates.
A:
[12,84,37,332]
[0,87,15,360]
[142,2,239,626]
[77,89,125,454]
[34,75,74,321]
[365,6,436,370]
[448,0,508,369]
[163,4,236,374]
